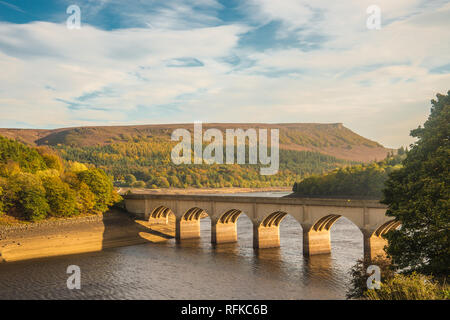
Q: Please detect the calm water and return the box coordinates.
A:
[0,192,363,300]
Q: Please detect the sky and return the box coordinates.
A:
[0,0,449,148]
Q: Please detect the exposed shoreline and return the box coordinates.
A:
[0,209,174,263]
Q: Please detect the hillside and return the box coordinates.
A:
[0,123,390,162]
[0,123,392,189]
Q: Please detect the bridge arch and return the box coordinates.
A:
[176,207,210,241]
[254,210,304,249]
[212,209,254,245]
[182,207,208,221]
[364,219,401,260]
[303,213,363,256]
[373,219,401,237]
[149,206,174,224]
[311,214,342,232]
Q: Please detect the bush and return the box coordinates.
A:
[131,180,146,188]
[347,256,395,299]
[364,273,447,300]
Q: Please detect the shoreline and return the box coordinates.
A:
[0,209,174,263]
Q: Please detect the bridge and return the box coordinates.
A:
[123,193,399,260]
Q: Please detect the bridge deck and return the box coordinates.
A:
[123,193,387,208]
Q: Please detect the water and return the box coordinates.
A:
[0,192,363,300]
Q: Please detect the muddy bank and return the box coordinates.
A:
[0,210,174,263]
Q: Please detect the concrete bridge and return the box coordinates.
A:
[123,193,399,260]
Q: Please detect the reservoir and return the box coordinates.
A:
[0,192,363,300]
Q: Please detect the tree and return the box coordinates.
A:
[0,185,4,215]
[124,174,137,186]
[12,173,49,221]
[347,256,395,299]
[41,176,77,217]
[382,91,450,276]
[77,168,116,212]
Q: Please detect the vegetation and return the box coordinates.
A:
[383,91,449,277]
[292,152,405,199]
[0,135,120,222]
[0,123,389,189]
[347,256,396,299]
[347,91,450,300]
[364,273,448,300]
[55,141,358,189]
[347,256,448,300]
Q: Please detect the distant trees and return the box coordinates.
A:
[55,138,357,189]
[0,136,121,221]
[292,154,404,199]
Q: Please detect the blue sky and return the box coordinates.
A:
[0,0,449,147]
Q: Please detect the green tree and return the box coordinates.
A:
[124,173,137,186]
[382,91,450,276]
[77,168,116,212]
[0,185,4,215]
[131,180,146,188]
[41,176,77,217]
[12,173,49,221]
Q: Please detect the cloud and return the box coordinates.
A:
[0,1,448,148]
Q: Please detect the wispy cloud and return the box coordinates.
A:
[0,0,448,148]
[0,1,26,14]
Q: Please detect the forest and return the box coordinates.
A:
[0,136,120,222]
[55,138,359,189]
[292,149,406,199]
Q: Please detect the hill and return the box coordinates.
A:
[0,123,390,162]
[0,123,392,189]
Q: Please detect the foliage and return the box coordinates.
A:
[77,168,117,213]
[0,185,4,216]
[292,153,404,199]
[382,91,450,276]
[0,136,47,173]
[364,273,448,300]
[347,256,395,299]
[9,173,50,221]
[0,135,121,221]
[55,138,358,189]
[41,176,77,217]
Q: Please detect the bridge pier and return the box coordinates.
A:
[175,218,200,241]
[211,220,237,244]
[302,227,331,255]
[363,232,388,260]
[253,225,280,249]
